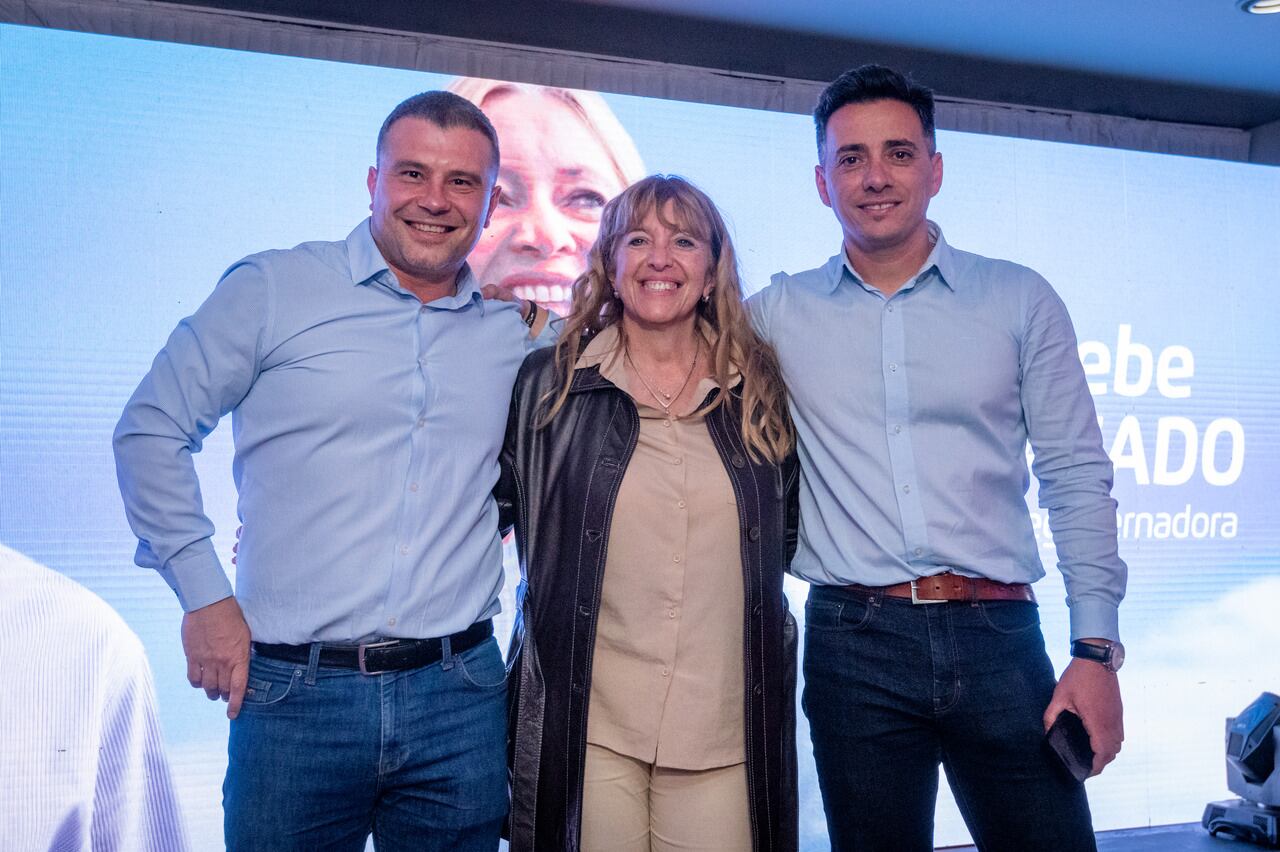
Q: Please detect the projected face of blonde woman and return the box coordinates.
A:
[469,90,626,316]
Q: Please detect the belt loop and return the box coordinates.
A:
[440,636,454,671]
[305,643,322,685]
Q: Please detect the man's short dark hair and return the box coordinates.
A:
[814,64,936,162]
[376,91,500,173]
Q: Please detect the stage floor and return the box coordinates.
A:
[942,821,1261,851]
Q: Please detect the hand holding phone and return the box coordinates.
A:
[1046,710,1094,782]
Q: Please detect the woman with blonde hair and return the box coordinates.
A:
[499,175,798,851]
[449,78,645,316]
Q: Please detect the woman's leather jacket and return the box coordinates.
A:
[497,343,799,851]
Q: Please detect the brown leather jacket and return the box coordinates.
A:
[497,343,799,852]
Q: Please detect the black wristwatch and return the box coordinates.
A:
[1070,640,1125,673]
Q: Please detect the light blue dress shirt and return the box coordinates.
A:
[750,223,1126,641]
[114,219,550,644]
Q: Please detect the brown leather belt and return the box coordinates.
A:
[844,572,1036,605]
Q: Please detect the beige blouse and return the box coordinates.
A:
[578,325,746,771]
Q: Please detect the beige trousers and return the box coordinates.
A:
[580,743,752,852]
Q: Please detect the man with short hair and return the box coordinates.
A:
[114,91,548,851]
[750,64,1126,851]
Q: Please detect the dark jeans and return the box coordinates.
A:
[223,636,508,851]
[802,584,1095,852]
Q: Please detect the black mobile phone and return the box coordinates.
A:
[1046,710,1094,783]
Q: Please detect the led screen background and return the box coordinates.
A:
[2,22,1278,849]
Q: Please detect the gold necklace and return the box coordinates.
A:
[624,340,700,417]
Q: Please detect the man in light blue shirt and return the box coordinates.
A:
[114,91,549,851]
[750,65,1126,851]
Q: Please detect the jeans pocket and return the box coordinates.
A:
[805,595,876,633]
[456,640,508,690]
[977,600,1041,635]
[241,657,301,707]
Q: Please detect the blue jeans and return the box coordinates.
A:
[223,635,508,851]
[802,585,1095,852]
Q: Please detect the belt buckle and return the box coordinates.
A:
[357,639,398,675]
[909,579,945,605]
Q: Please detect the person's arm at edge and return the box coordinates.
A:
[1019,273,1126,777]
[92,628,191,852]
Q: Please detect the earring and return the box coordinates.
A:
[701,291,712,303]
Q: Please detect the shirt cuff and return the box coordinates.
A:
[158,542,233,612]
[1068,598,1121,644]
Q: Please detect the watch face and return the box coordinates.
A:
[1109,642,1125,672]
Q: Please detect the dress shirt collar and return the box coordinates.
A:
[829,220,958,296]
[344,218,485,313]
[576,324,628,391]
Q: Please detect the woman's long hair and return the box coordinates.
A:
[541,175,793,463]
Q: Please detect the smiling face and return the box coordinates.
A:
[612,202,715,335]
[466,91,626,315]
[366,116,500,295]
[815,98,943,265]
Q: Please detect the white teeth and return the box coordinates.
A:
[864,203,894,211]
[514,284,569,305]
[409,223,447,233]
[643,281,677,291]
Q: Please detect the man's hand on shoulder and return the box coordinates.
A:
[181,595,252,720]
[480,285,546,338]
[479,284,528,314]
[1044,650,1124,777]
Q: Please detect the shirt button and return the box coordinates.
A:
[894,424,903,434]
[663,419,672,428]
[409,482,419,492]
[662,668,670,677]
[672,458,683,466]
[668,609,676,619]
[416,418,426,429]
[889,363,898,372]
[673,554,682,563]
[399,545,409,556]
[677,500,686,509]
[887,304,895,313]
[902,484,911,493]
[914,547,924,557]
[387,617,397,627]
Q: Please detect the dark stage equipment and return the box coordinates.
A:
[1203,692,1280,847]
